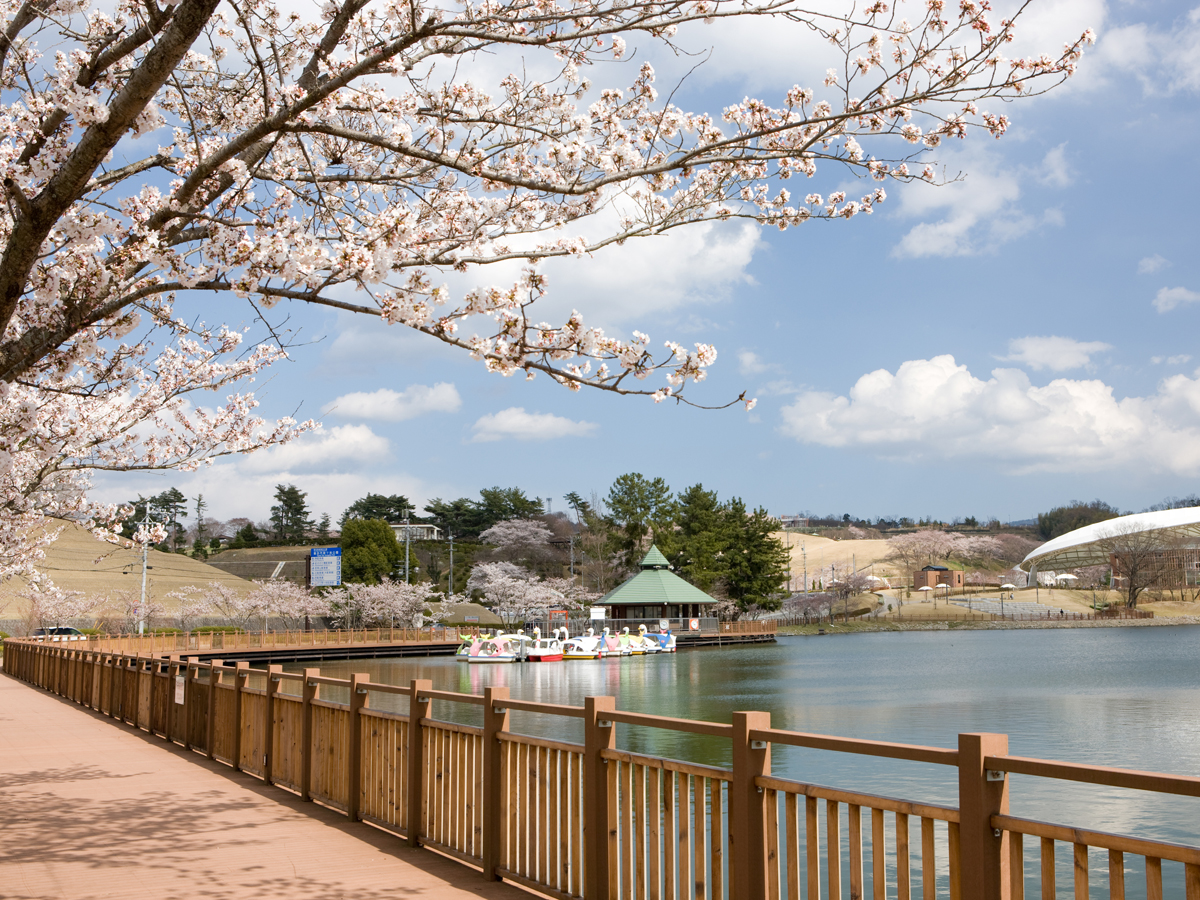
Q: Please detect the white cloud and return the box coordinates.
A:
[779,354,1200,475]
[891,144,1068,259]
[1154,286,1200,313]
[470,407,598,442]
[238,424,390,474]
[1087,9,1200,96]
[1151,355,1193,366]
[1037,144,1073,188]
[452,210,762,332]
[1138,254,1169,274]
[323,383,461,421]
[1000,335,1111,372]
[738,351,775,376]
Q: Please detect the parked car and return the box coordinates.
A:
[31,627,87,642]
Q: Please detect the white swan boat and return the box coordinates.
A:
[527,627,565,662]
[563,628,603,659]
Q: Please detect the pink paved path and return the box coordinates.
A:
[0,669,536,900]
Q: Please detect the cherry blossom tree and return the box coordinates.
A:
[0,0,1093,578]
[246,578,330,630]
[323,579,439,628]
[165,584,213,631]
[465,560,531,595]
[97,586,165,633]
[374,579,443,628]
[196,581,262,631]
[20,582,99,633]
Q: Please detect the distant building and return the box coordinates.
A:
[913,565,964,589]
[389,523,442,542]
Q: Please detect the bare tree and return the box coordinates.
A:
[1092,522,1170,608]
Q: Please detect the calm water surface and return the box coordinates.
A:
[282,627,1200,893]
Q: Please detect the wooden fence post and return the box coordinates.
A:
[482,685,510,876]
[730,711,772,900]
[584,695,617,900]
[108,654,119,718]
[264,664,282,784]
[408,678,433,847]
[959,732,1011,900]
[232,661,249,771]
[301,667,319,801]
[131,654,144,728]
[207,660,223,760]
[184,657,199,749]
[347,672,369,821]
[157,656,172,740]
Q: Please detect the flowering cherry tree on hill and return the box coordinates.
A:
[0,0,1092,576]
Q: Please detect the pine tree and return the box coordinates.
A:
[270,484,312,543]
[193,494,208,555]
[720,500,789,612]
[316,513,333,543]
[339,494,413,526]
[606,473,676,568]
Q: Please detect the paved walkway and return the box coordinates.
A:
[0,670,535,900]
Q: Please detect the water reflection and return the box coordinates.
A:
[278,626,1200,894]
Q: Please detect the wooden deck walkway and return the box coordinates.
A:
[0,669,536,900]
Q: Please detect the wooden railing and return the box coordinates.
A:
[32,626,473,654]
[4,637,1199,900]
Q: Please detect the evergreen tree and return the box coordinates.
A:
[153,487,188,550]
[672,484,729,592]
[720,500,789,612]
[606,473,676,567]
[339,493,413,526]
[341,519,403,584]
[270,484,312,543]
[563,491,592,524]
[192,494,208,554]
[316,513,333,543]
[423,486,542,540]
[477,486,543,521]
[423,497,485,539]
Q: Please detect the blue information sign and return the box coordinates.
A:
[310,547,342,587]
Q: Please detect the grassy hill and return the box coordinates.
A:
[0,519,253,624]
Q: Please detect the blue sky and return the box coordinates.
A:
[95,0,1200,527]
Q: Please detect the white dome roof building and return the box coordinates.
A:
[1022,507,1200,605]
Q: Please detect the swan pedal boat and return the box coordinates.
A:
[466,632,532,663]
[527,627,565,662]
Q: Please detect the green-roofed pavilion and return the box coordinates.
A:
[599,546,717,619]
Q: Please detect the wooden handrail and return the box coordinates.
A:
[986,754,1200,797]
[491,697,585,717]
[606,708,734,737]
[751,727,960,766]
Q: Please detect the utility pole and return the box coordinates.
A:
[139,505,150,635]
[569,532,576,577]
[448,532,455,597]
[404,517,411,584]
[802,543,808,593]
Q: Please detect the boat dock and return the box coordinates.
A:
[56,621,776,664]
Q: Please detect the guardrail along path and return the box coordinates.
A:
[4,638,1199,900]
